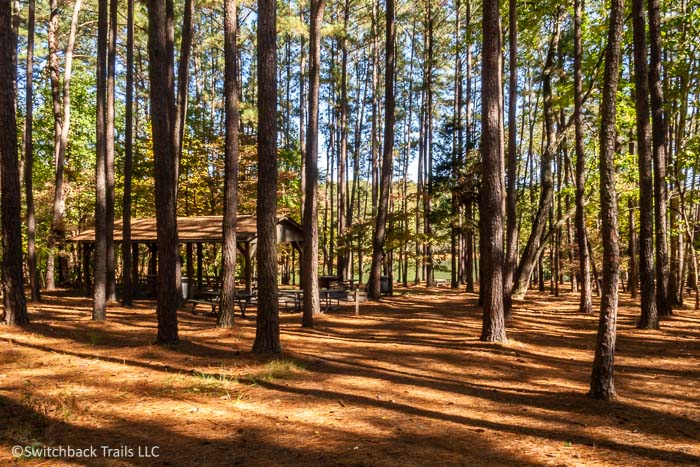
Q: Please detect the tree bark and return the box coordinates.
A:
[628,199,638,298]
[122,0,135,307]
[451,0,461,289]
[93,0,108,321]
[479,0,506,342]
[424,0,435,288]
[252,0,281,354]
[174,0,194,180]
[0,0,28,325]
[47,0,82,290]
[368,0,395,300]
[23,0,40,303]
[512,16,561,299]
[302,0,325,327]
[370,0,379,213]
[648,0,671,317]
[589,0,624,401]
[219,0,240,328]
[106,0,117,302]
[632,0,659,329]
[336,0,349,281]
[503,0,517,317]
[147,0,180,344]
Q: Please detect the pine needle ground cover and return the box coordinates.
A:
[1,288,698,466]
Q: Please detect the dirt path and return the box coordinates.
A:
[1,288,699,466]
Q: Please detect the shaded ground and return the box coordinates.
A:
[1,287,699,466]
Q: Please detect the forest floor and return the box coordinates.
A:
[1,286,699,466]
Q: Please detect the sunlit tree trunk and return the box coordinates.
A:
[424,0,434,288]
[106,0,117,302]
[479,0,506,342]
[450,0,461,289]
[590,0,624,400]
[121,0,134,307]
[23,0,40,303]
[368,0,395,300]
[219,0,240,328]
[512,15,561,299]
[47,0,82,290]
[648,0,671,317]
[628,199,638,299]
[336,0,349,281]
[503,0,517,317]
[632,0,658,329]
[302,0,324,327]
[0,0,28,325]
[93,0,108,321]
[252,0,281,353]
[147,0,180,343]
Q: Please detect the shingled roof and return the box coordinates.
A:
[69,215,303,244]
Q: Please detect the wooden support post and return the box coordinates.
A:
[291,247,296,286]
[354,285,360,316]
[83,244,92,295]
[292,241,303,290]
[244,242,252,294]
[147,243,157,275]
[148,243,158,295]
[196,242,203,289]
[132,242,139,288]
[186,243,194,298]
[76,243,83,289]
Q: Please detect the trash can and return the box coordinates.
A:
[380,275,389,293]
[181,277,189,300]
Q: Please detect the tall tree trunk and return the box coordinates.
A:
[106,0,117,302]
[0,0,28,325]
[589,0,624,401]
[415,85,424,286]
[648,0,671,317]
[93,0,108,321]
[503,0,517,317]
[464,2,474,292]
[336,0,349,281]
[23,0,40,303]
[512,16,561,299]
[479,0,506,342]
[302,0,324,327]
[632,0,659,329]
[252,0,281,353]
[218,0,240,328]
[350,62,367,285]
[669,192,681,304]
[370,0,379,212]
[147,0,180,344]
[367,0,395,300]
[174,0,194,179]
[46,0,62,291]
[451,1,461,289]
[299,18,306,218]
[47,0,82,290]
[628,199,638,298]
[121,0,134,307]
[424,0,434,288]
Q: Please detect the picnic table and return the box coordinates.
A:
[320,288,345,312]
[279,288,345,313]
[188,291,255,318]
[279,289,303,312]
